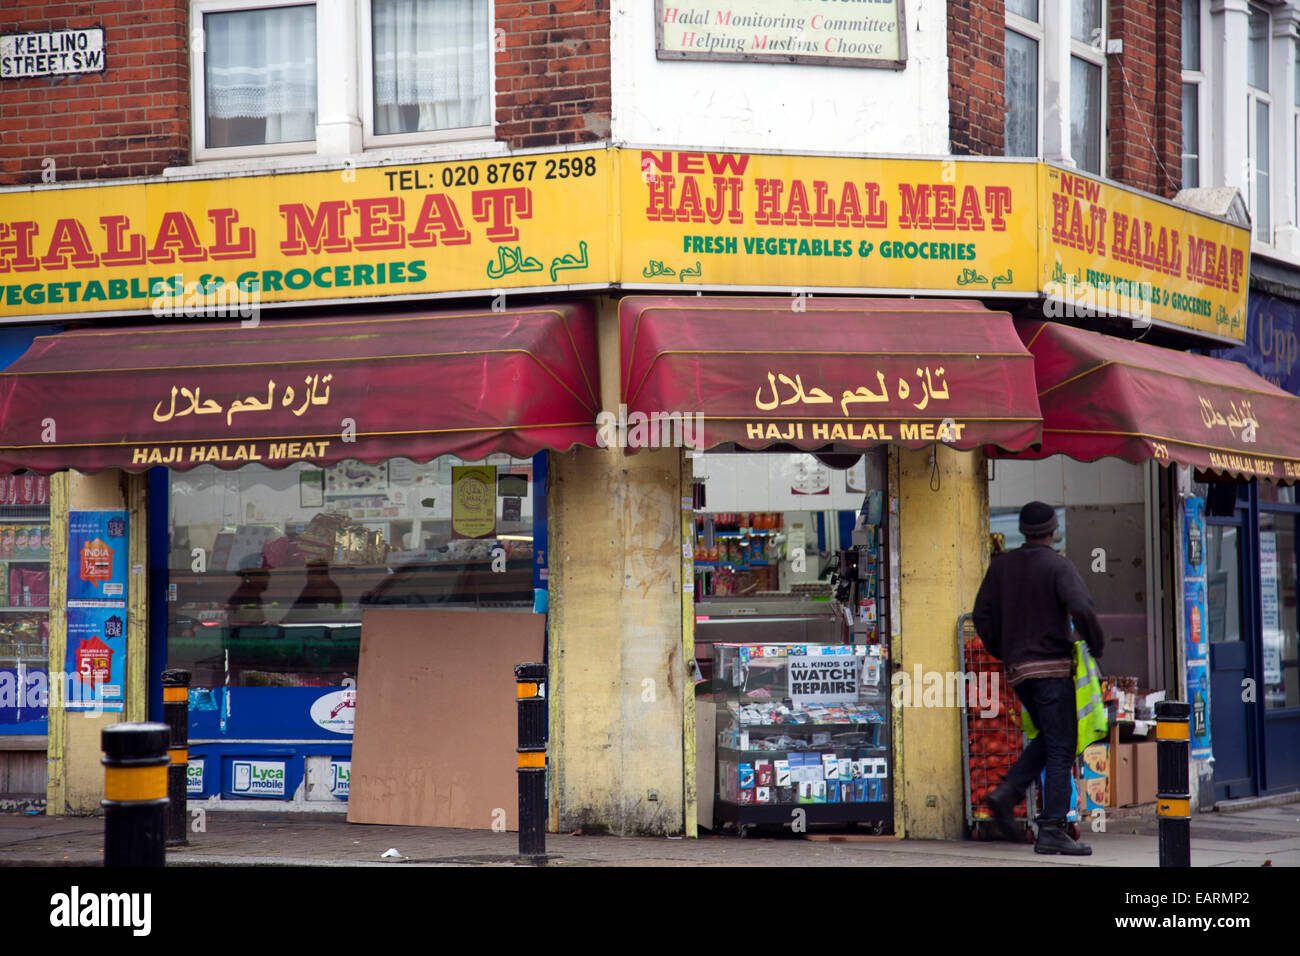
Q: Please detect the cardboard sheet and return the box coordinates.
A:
[696,694,716,831]
[347,608,545,830]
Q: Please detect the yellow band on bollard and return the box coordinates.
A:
[163,687,188,703]
[104,765,168,802]
[517,751,545,769]
[1157,797,1191,818]
[1157,721,1190,740]
[168,748,188,766]
[516,682,539,699]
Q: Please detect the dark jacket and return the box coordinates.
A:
[972,543,1104,666]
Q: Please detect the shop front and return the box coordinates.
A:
[1206,281,1300,798]
[0,144,1272,835]
[994,318,1300,811]
[617,295,1042,833]
[0,305,598,820]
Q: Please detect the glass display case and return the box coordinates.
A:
[712,642,893,832]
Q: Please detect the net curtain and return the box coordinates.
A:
[205,5,318,144]
[372,0,491,134]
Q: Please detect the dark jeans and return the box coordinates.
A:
[1003,676,1076,822]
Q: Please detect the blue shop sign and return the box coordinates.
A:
[1213,292,1300,395]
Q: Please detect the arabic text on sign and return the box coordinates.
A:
[754,367,952,415]
[152,374,333,426]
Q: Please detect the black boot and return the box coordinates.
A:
[984,782,1022,842]
[1034,819,1092,856]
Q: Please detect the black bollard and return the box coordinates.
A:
[102,722,171,867]
[1155,700,1191,868]
[162,669,191,847]
[515,662,547,862]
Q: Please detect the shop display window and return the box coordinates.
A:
[0,475,52,731]
[168,456,535,687]
[712,642,892,824]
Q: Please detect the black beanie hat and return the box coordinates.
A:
[1019,501,1058,538]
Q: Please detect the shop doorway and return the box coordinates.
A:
[691,449,894,834]
[1256,491,1300,793]
[1205,515,1257,800]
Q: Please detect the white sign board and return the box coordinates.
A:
[310,689,356,735]
[787,654,859,704]
[656,1,906,69]
[1,29,105,79]
[1260,532,1283,685]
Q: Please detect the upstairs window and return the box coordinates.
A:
[368,0,492,142]
[200,3,317,155]
[1181,0,1203,188]
[1004,0,1042,159]
[1069,0,1105,175]
[191,0,494,162]
[1247,2,1272,242]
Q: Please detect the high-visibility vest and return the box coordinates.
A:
[1020,640,1108,755]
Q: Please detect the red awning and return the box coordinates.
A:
[1006,320,1300,481]
[0,304,599,473]
[619,297,1042,452]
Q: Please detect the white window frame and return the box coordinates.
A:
[1182,0,1211,188]
[358,0,496,149]
[191,0,320,162]
[1293,37,1300,227]
[190,0,497,164]
[1005,4,1045,159]
[1247,1,1273,244]
[1069,0,1107,177]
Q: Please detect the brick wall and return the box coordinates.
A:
[494,0,611,149]
[950,0,1182,194]
[0,2,189,186]
[949,0,1005,157]
[1107,0,1182,197]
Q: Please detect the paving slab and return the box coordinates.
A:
[1,805,1296,867]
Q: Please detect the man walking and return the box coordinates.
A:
[972,501,1104,855]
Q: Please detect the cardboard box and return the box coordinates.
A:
[1112,742,1137,807]
[1081,742,1109,811]
[1133,741,1159,804]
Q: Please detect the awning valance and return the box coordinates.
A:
[619,296,1043,452]
[1006,320,1300,481]
[0,304,599,473]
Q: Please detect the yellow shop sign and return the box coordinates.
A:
[0,147,1251,341]
[621,148,1038,295]
[1039,164,1250,338]
[0,151,610,317]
